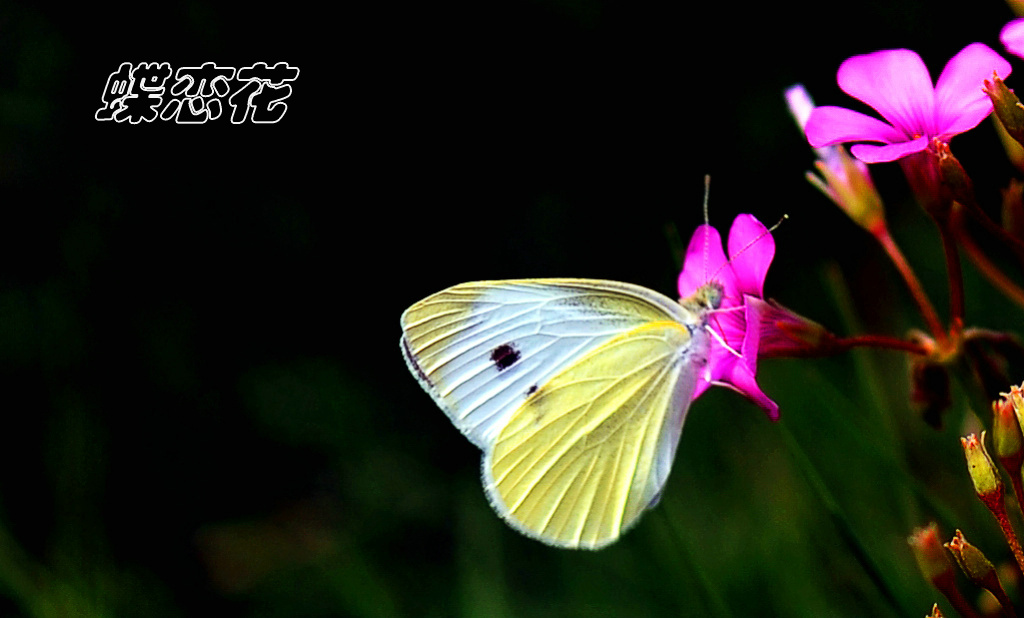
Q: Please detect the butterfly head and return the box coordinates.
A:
[680,280,724,317]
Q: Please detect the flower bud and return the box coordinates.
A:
[945,529,996,585]
[908,523,954,585]
[912,523,987,618]
[1008,382,1024,426]
[992,391,1024,524]
[993,395,1024,465]
[1002,180,1024,244]
[984,72,1024,147]
[945,529,1017,617]
[961,432,1004,505]
[934,140,976,209]
[995,111,1024,172]
[785,84,885,234]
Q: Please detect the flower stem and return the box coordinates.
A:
[871,225,947,346]
[954,190,1024,258]
[980,490,1024,580]
[939,226,965,340]
[952,207,1024,310]
[1006,467,1024,523]
[832,334,930,355]
[983,571,1019,618]
[931,570,982,618]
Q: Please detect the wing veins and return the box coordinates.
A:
[499,347,675,508]
[493,341,675,450]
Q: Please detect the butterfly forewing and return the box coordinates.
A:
[483,321,702,549]
[400,279,691,449]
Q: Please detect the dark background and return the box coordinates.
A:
[0,0,1022,616]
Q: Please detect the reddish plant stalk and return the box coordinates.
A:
[872,225,948,347]
[979,490,1024,580]
[952,210,1024,310]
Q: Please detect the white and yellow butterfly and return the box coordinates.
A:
[400,277,724,549]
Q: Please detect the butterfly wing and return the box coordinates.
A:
[484,320,705,548]
[400,278,709,548]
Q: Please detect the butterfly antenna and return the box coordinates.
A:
[730,213,788,265]
[706,213,789,283]
[702,175,711,281]
[703,175,711,226]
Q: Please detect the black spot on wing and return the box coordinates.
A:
[526,384,538,396]
[490,343,520,371]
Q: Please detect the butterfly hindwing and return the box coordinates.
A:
[483,320,704,549]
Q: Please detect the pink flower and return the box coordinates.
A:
[678,214,779,420]
[804,43,1011,163]
[1002,18,1024,60]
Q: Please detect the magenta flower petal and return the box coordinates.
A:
[678,224,736,300]
[700,341,735,385]
[692,376,711,400]
[850,136,930,163]
[739,297,763,363]
[805,106,906,148]
[1001,18,1024,60]
[719,362,780,421]
[934,43,1011,135]
[726,214,774,297]
[837,49,936,138]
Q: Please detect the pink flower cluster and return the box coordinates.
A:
[689,22,1024,420]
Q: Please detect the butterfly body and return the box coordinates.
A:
[400,278,721,549]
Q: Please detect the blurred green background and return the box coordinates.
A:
[1,0,1023,615]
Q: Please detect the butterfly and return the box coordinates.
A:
[399,277,725,549]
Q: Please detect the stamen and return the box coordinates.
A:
[704,323,743,359]
[709,305,745,315]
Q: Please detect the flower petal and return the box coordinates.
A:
[678,223,736,299]
[785,83,815,129]
[934,43,1011,136]
[708,309,746,349]
[1002,18,1024,60]
[719,363,780,420]
[850,136,930,163]
[692,377,711,401]
[837,48,935,138]
[726,214,774,297]
[740,298,763,368]
[804,106,905,148]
